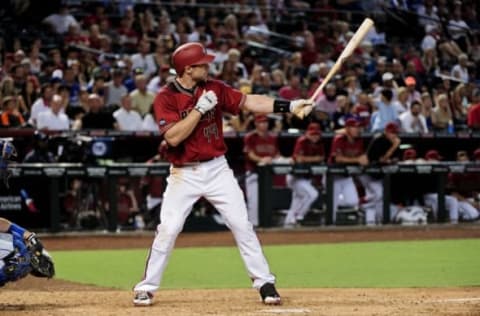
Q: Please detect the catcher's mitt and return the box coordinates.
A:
[26,234,55,278]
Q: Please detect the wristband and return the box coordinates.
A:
[194,106,205,115]
[8,223,26,239]
[273,99,290,113]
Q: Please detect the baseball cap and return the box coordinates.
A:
[473,148,480,160]
[254,115,269,123]
[405,76,416,86]
[425,150,443,161]
[382,72,393,81]
[385,122,400,134]
[345,118,361,128]
[306,122,321,136]
[403,148,417,160]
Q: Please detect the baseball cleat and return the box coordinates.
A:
[133,291,153,306]
[260,283,282,305]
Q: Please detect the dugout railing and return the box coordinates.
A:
[5,162,480,232]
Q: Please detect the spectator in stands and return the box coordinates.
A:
[37,94,70,131]
[141,107,159,132]
[399,100,429,134]
[393,87,409,115]
[74,93,117,130]
[371,89,398,132]
[42,5,79,35]
[313,83,337,120]
[23,77,39,113]
[23,131,56,163]
[147,65,171,95]
[0,96,25,128]
[467,89,480,130]
[416,0,440,29]
[113,94,142,131]
[62,66,81,106]
[331,95,352,130]
[29,83,54,126]
[130,39,156,78]
[117,180,141,229]
[244,115,280,226]
[432,93,453,131]
[474,149,480,163]
[447,7,470,53]
[130,74,154,116]
[278,74,303,100]
[451,54,470,83]
[105,69,128,107]
[404,76,421,105]
[422,149,460,223]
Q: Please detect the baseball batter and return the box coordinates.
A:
[133,42,312,306]
[244,115,279,226]
[284,123,324,227]
[328,118,368,224]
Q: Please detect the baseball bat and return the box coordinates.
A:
[293,18,374,119]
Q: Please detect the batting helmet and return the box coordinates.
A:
[171,42,215,75]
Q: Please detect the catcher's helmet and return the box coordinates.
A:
[171,42,215,75]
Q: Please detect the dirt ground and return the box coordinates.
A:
[1,225,480,316]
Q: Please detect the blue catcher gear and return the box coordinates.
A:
[0,233,31,286]
[0,140,17,188]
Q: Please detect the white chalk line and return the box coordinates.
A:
[427,297,480,303]
[257,308,311,314]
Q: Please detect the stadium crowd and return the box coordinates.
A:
[0,0,479,227]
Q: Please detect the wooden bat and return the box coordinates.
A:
[293,18,375,119]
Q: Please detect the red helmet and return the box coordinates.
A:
[171,42,215,75]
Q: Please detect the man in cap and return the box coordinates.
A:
[284,123,325,227]
[361,122,401,225]
[133,42,312,306]
[244,115,279,227]
[328,118,368,224]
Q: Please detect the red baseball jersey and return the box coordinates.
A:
[153,79,245,166]
[243,131,279,171]
[292,136,325,162]
[329,133,364,163]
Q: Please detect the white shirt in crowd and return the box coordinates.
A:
[105,81,128,106]
[451,64,469,83]
[399,111,428,133]
[113,107,143,131]
[141,113,160,132]
[130,53,157,77]
[43,13,79,34]
[421,34,437,52]
[147,76,162,94]
[448,19,469,40]
[29,98,51,126]
[37,109,70,130]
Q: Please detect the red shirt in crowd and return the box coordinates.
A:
[243,131,279,172]
[154,79,245,166]
[467,103,480,129]
[328,134,364,163]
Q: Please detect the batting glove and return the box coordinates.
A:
[195,90,218,115]
[290,99,314,119]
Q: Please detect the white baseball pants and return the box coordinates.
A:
[134,156,275,293]
[358,175,384,225]
[458,201,480,220]
[284,175,319,225]
[423,193,459,223]
[332,176,359,223]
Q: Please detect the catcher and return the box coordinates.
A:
[0,140,55,287]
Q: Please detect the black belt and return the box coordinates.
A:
[173,156,219,168]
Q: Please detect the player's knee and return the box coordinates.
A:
[157,221,183,238]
